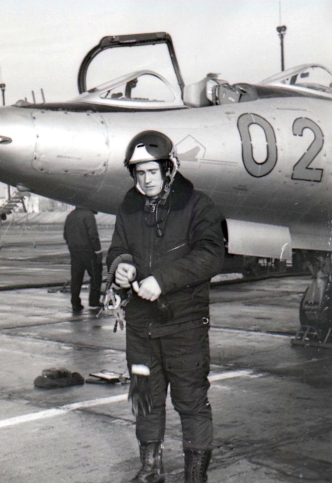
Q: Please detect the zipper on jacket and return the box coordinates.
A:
[166,242,188,253]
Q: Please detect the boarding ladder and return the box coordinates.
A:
[0,189,32,248]
[0,189,28,219]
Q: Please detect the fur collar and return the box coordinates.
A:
[122,172,194,214]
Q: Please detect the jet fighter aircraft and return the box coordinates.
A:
[0,32,332,343]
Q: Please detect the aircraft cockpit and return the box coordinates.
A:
[73,34,332,111]
[261,64,332,99]
[74,70,184,109]
[74,32,230,110]
[74,32,187,111]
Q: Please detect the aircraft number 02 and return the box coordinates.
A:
[237,113,324,182]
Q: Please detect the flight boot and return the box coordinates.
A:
[184,449,212,483]
[130,440,165,483]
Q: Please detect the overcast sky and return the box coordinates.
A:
[0,0,331,105]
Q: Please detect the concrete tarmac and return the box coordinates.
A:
[0,223,331,482]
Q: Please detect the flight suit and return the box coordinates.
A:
[107,172,224,450]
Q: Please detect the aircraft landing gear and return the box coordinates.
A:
[291,252,332,348]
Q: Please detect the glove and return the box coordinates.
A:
[128,364,153,417]
[115,263,137,288]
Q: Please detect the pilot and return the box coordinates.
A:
[106,131,224,483]
[64,206,103,312]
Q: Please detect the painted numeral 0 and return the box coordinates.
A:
[238,113,277,177]
[291,117,323,182]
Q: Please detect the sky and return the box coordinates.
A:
[0,0,332,106]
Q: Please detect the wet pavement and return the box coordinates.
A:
[0,223,331,482]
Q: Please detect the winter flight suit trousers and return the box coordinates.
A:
[126,323,213,450]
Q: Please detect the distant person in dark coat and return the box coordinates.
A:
[64,206,103,312]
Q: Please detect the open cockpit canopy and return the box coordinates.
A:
[74,32,185,110]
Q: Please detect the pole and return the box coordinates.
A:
[0,83,5,106]
[0,77,10,204]
[0,66,5,106]
[276,25,287,71]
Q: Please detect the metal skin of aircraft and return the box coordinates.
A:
[0,32,332,344]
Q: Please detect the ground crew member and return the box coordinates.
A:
[64,206,103,312]
[106,131,224,482]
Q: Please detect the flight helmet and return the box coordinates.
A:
[125,130,179,185]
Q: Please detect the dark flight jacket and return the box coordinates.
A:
[107,172,224,338]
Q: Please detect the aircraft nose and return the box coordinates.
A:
[0,106,36,187]
[0,135,12,144]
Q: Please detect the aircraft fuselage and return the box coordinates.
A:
[0,96,331,256]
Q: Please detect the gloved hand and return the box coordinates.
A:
[132,276,161,301]
[116,263,137,288]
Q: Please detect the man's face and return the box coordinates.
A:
[135,161,164,197]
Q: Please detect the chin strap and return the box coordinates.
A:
[168,150,179,184]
